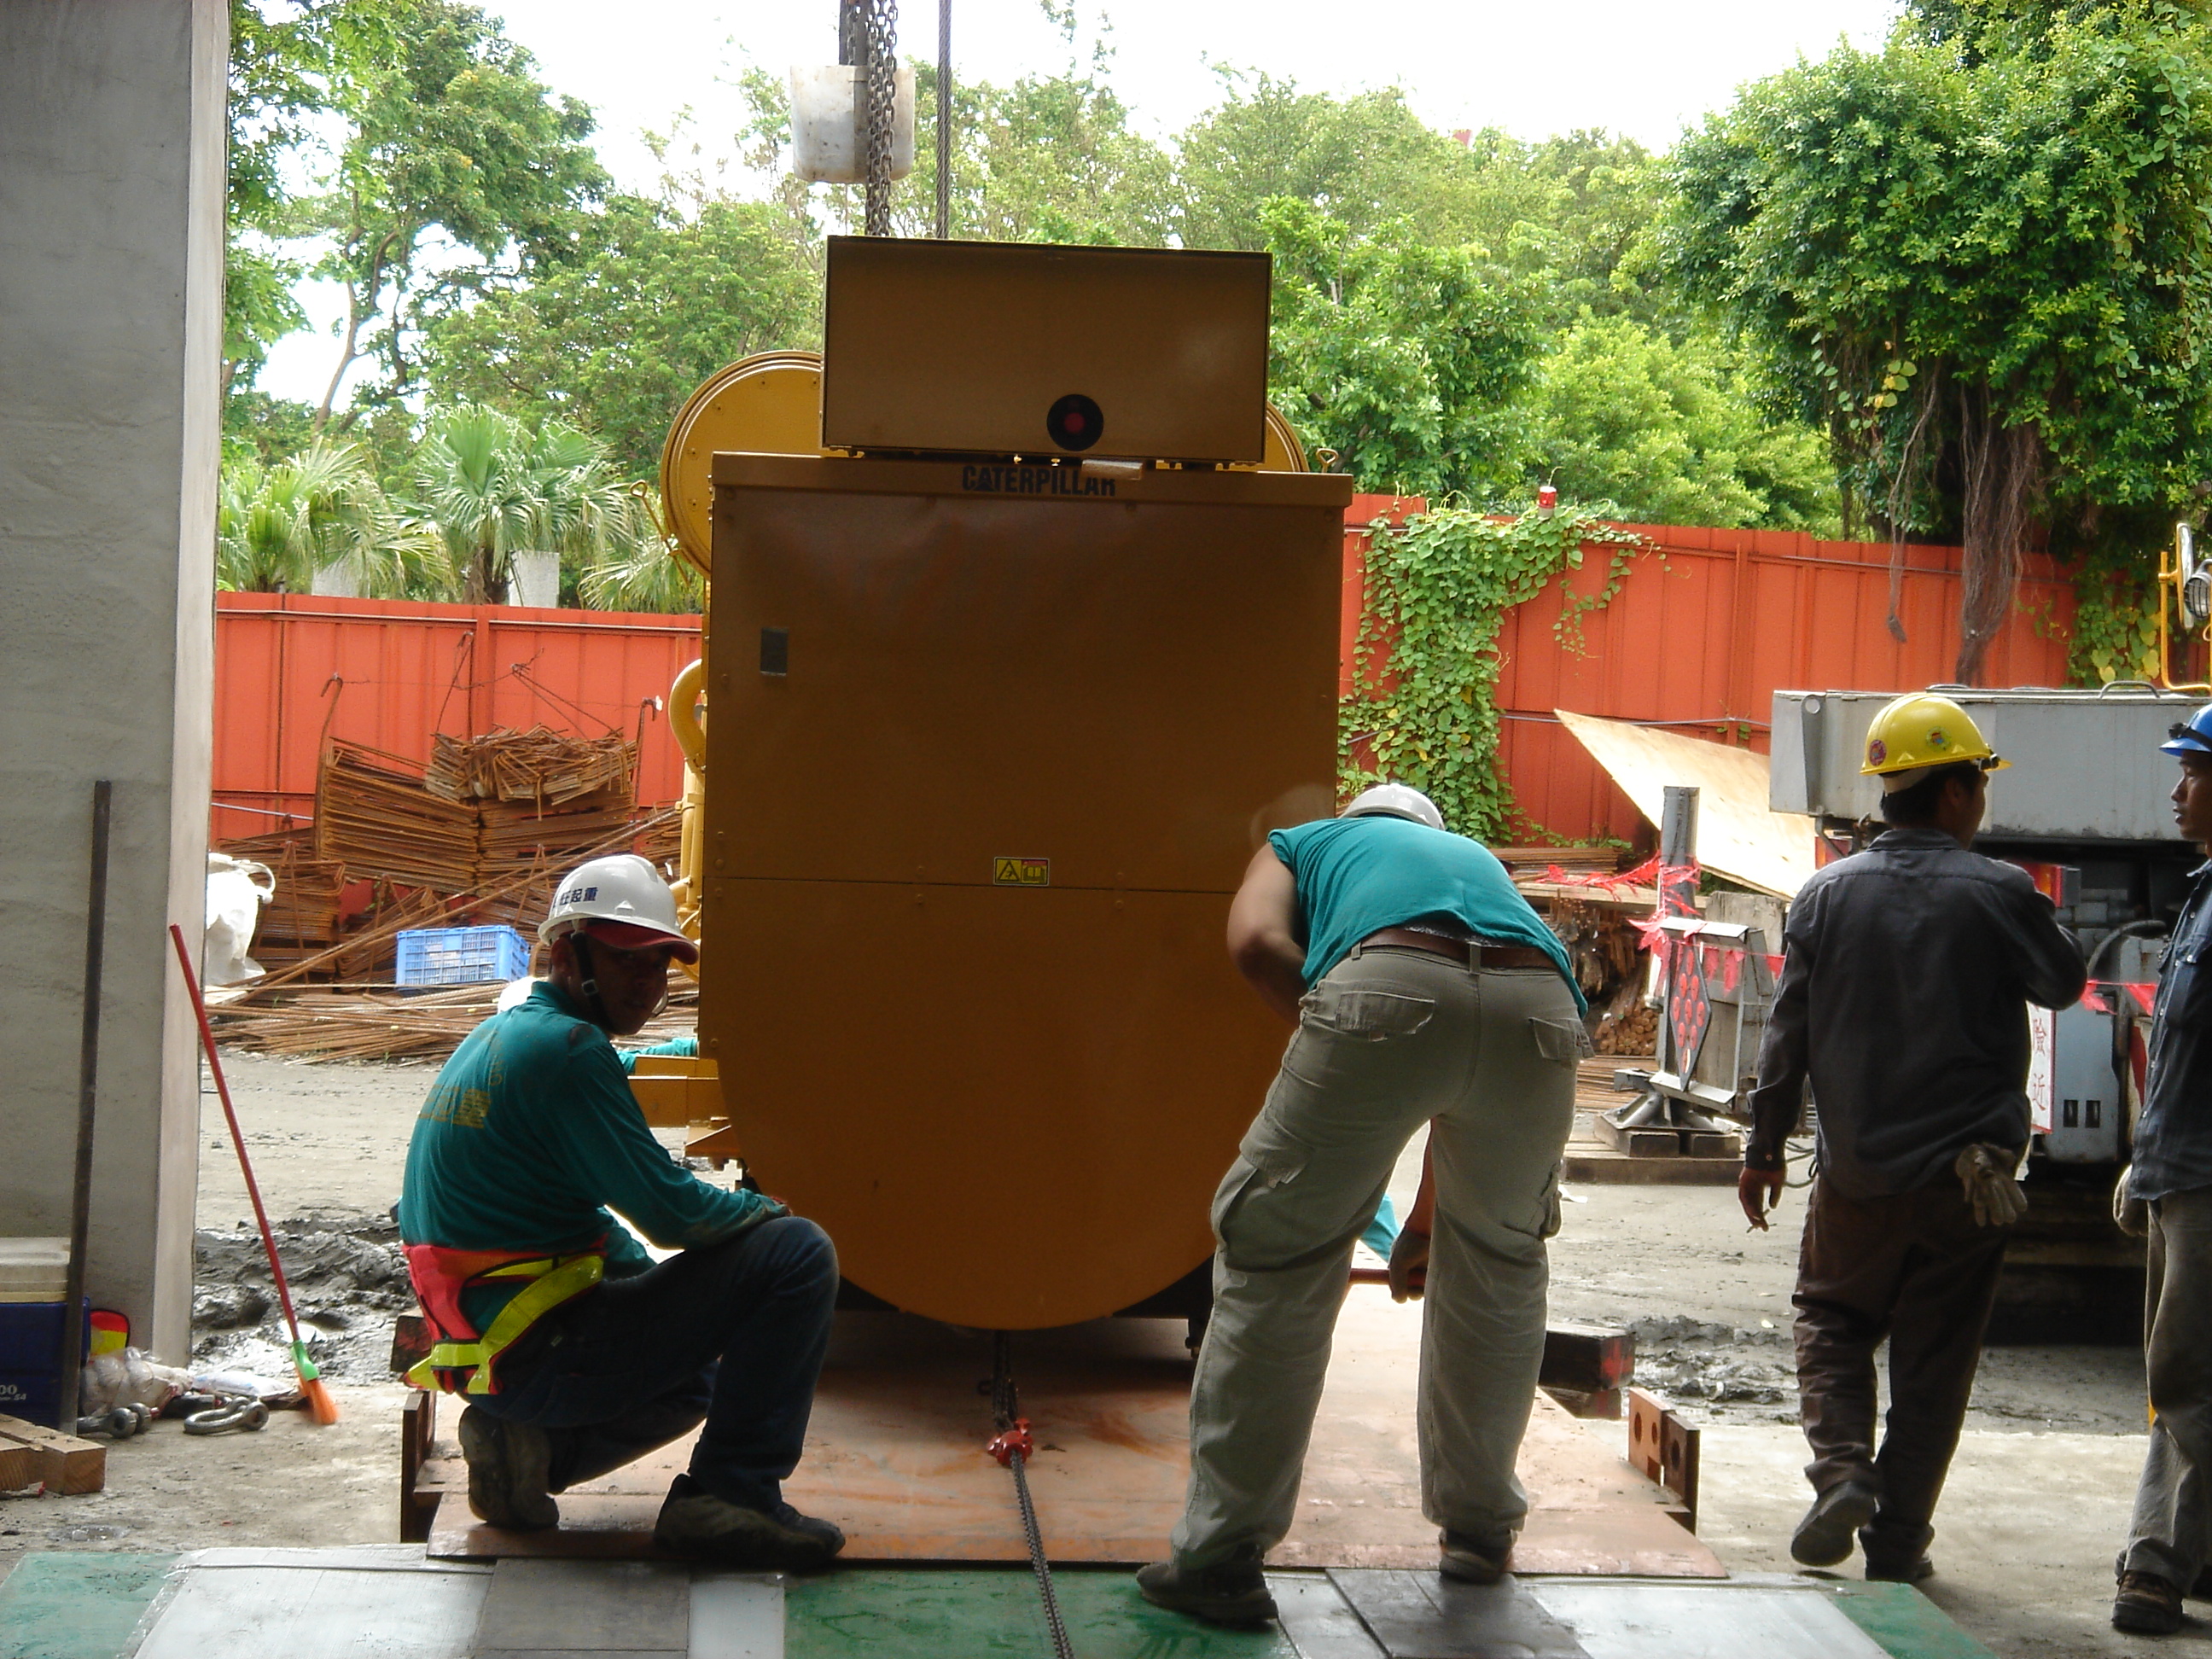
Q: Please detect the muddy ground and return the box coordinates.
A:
[0,1050,2183,1656]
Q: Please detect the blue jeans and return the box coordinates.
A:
[472,1215,837,1511]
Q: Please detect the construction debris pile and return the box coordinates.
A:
[209,725,681,1062]
[192,1210,414,1384]
[1624,1316,1796,1420]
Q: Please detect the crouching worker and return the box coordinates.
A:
[398,854,843,1569]
[1139,785,1587,1625]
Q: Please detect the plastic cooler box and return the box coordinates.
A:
[394,924,530,988]
[0,1301,89,1428]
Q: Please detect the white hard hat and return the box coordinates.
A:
[538,853,698,963]
[1342,783,1446,832]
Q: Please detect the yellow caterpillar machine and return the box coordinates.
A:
[630,237,1352,1331]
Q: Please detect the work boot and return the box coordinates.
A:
[2115,1570,2186,1634]
[1860,1516,1933,1582]
[1134,1557,1278,1625]
[1789,1479,1880,1568]
[1438,1529,1512,1585]
[458,1406,558,1532]
[653,1474,845,1571]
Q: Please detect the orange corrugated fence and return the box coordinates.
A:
[213,509,2079,851]
[212,592,701,843]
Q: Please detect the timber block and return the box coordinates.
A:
[1591,1115,1681,1157]
[1542,1323,1634,1400]
[0,1413,102,1494]
[0,1440,38,1492]
[1627,1388,1700,1532]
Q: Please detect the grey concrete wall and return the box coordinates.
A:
[0,1,228,1359]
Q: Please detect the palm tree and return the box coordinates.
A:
[412,405,653,604]
[215,440,431,594]
[578,483,704,614]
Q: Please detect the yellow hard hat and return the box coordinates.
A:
[1859,693,2009,790]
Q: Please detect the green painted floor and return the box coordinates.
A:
[787,1569,1293,1657]
[0,1553,1993,1659]
[0,1553,177,1659]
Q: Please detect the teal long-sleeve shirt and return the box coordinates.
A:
[399,984,778,1328]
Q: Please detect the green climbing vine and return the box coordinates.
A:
[1342,503,1647,840]
[2062,542,2168,688]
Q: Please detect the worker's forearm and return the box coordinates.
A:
[1236,936,1308,1026]
[1406,1144,1436,1234]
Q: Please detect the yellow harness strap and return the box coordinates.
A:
[405,1252,605,1396]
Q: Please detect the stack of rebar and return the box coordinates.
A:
[317,742,479,893]
[425,725,636,810]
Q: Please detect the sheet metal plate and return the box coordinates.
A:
[428,1303,1721,1577]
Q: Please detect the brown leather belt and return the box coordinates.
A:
[1362,928,1556,970]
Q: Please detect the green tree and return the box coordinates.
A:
[1264,198,1542,500]
[1667,0,2212,680]
[301,0,608,432]
[411,405,648,603]
[1174,76,1461,251]
[216,440,430,594]
[424,192,822,478]
[224,0,330,395]
[736,58,1176,247]
[1517,315,1839,531]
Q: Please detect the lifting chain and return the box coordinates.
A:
[862,0,899,236]
[987,1331,1076,1659]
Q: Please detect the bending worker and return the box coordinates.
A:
[2110,704,2212,1635]
[1742,693,2083,1583]
[398,854,844,1569]
[1140,783,1587,1624]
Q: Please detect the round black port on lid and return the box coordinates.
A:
[1045,393,1103,452]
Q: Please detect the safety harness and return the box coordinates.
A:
[403,1240,606,1396]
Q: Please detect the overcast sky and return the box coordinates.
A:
[257,0,1903,409]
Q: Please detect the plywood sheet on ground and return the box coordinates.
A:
[1555,711,1816,899]
[428,1300,1720,1578]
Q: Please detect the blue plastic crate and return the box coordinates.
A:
[394,924,531,987]
[0,1300,87,1428]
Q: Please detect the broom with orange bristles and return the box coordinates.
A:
[169,923,341,1425]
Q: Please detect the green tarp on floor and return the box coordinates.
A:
[789,1567,1294,1657]
[0,1553,175,1659]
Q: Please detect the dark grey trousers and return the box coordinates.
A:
[2124,1187,2212,1589]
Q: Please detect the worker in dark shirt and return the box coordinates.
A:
[1742,693,2084,1583]
[2114,704,2212,1635]
[1138,784,1587,1626]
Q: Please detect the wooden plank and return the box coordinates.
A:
[401,1389,442,1544]
[0,1412,102,1494]
[471,1559,689,1653]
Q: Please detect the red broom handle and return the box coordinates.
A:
[168,923,307,1350]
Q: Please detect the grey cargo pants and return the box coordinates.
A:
[1171,941,1583,1569]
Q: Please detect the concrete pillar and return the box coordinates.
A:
[0,1,228,1359]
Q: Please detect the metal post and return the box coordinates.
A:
[1658,784,1699,917]
[58,780,111,1429]
[934,0,950,238]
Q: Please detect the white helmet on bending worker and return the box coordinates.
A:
[1342,782,1447,831]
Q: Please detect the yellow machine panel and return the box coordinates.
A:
[821,238,1271,463]
[700,451,1351,1328]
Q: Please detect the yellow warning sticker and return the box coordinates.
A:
[992,857,1051,888]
